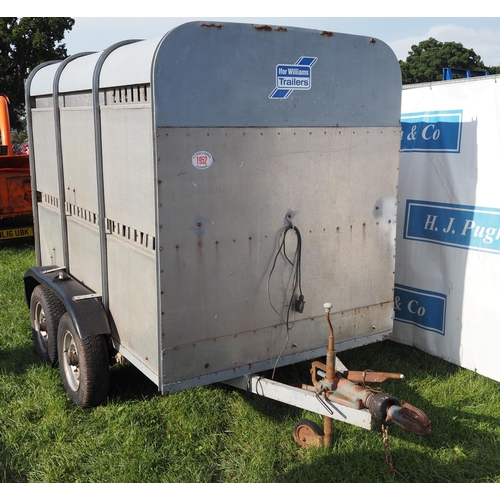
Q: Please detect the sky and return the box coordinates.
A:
[62,17,500,67]
[11,3,500,66]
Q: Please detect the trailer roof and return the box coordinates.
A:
[29,37,164,96]
[27,21,402,128]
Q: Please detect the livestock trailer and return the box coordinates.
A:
[24,21,429,444]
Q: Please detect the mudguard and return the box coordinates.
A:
[24,266,111,340]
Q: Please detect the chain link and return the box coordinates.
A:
[360,369,382,393]
[382,424,408,481]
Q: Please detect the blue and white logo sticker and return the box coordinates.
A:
[394,284,447,336]
[269,56,318,99]
[401,110,462,153]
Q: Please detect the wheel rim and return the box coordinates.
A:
[33,301,48,349]
[61,329,80,392]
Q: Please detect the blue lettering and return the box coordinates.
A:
[405,200,500,254]
[394,284,446,335]
[401,110,462,153]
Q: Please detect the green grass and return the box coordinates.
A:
[1,243,499,483]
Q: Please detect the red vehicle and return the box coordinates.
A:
[0,94,33,242]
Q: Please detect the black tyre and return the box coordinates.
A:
[30,285,66,365]
[57,312,110,407]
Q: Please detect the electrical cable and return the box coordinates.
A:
[267,221,304,378]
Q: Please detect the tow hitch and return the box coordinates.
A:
[295,303,431,447]
[226,302,431,448]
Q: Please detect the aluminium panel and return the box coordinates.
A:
[99,37,162,89]
[157,126,399,390]
[100,105,155,236]
[106,236,158,383]
[66,217,102,294]
[59,107,99,215]
[29,62,62,97]
[30,109,59,199]
[161,306,393,391]
[58,52,101,94]
[153,22,401,128]
[37,202,64,267]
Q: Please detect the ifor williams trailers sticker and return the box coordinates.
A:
[269,56,318,99]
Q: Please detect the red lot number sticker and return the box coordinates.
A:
[192,151,213,170]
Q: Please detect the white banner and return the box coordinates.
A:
[393,76,500,382]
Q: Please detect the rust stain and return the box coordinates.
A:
[254,25,273,32]
[321,31,334,37]
[200,23,223,30]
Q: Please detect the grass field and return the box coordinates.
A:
[1,242,499,484]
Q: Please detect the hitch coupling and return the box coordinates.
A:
[368,392,431,436]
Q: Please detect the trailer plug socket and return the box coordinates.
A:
[295,295,305,313]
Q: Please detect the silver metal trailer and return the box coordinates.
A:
[24,21,430,444]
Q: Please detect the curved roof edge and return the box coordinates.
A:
[28,36,165,96]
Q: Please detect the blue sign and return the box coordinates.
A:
[394,284,447,335]
[404,199,500,254]
[401,110,462,153]
[269,56,318,99]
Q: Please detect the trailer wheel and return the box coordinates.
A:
[293,419,324,447]
[30,285,66,365]
[57,312,109,407]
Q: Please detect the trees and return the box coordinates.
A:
[0,17,74,131]
[400,37,491,85]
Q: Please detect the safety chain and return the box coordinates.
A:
[360,369,383,394]
[382,424,408,482]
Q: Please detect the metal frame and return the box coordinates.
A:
[91,40,142,311]
[52,52,96,271]
[25,60,60,263]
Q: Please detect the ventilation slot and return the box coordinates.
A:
[107,85,149,105]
